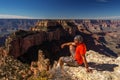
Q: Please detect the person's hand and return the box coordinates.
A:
[61,44,65,48]
[86,68,92,73]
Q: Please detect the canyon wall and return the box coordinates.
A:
[4,20,119,62]
[5,20,77,58]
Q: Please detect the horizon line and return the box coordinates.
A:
[0,14,120,20]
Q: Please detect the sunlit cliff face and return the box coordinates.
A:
[4,20,120,65]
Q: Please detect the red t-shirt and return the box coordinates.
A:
[74,43,87,65]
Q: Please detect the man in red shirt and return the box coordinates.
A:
[58,35,92,72]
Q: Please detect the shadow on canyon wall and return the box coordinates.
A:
[18,31,118,65]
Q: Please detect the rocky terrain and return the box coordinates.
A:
[0,20,120,80]
[52,50,120,80]
[0,48,31,80]
[0,49,120,80]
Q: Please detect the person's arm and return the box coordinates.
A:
[82,55,92,72]
[61,42,75,48]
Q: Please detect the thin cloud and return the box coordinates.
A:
[76,16,120,20]
[89,16,120,19]
[96,0,109,3]
[0,14,33,19]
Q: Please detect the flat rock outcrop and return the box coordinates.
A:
[52,50,120,80]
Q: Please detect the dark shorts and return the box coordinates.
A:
[61,56,80,67]
[61,45,83,67]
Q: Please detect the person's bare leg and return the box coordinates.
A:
[58,57,67,76]
[57,45,75,75]
[69,45,75,58]
[58,57,64,69]
[58,45,75,68]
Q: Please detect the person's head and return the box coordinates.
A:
[74,35,83,44]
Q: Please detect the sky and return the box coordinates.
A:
[0,0,120,19]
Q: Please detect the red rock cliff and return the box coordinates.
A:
[5,20,78,58]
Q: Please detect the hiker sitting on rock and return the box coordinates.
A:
[58,35,92,72]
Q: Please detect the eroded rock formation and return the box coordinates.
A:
[5,20,78,59]
[4,20,119,64]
